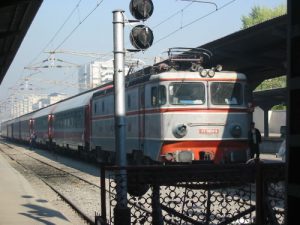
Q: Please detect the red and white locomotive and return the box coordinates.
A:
[1,48,252,164]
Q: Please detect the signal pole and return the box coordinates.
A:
[112,10,130,225]
[111,2,154,223]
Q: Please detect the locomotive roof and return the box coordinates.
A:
[148,71,247,81]
[125,70,247,87]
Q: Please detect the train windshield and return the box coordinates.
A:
[169,82,205,105]
[210,82,243,105]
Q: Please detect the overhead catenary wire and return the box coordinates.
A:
[26,0,105,70]
[152,1,194,29]
[125,0,237,67]
[154,0,237,45]
[53,0,105,52]
[126,0,236,56]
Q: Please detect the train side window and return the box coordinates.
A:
[140,88,145,107]
[127,94,131,109]
[94,103,97,114]
[151,85,166,106]
[151,87,158,106]
[102,101,105,113]
[158,85,166,105]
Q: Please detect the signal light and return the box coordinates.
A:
[129,0,154,20]
[130,25,154,50]
[129,0,154,50]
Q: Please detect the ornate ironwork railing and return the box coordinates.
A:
[96,162,285,225]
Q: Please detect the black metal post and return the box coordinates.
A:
[255,161,265,224]
[152,185,163,225]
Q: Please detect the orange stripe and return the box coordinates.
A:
[161,140,248,163]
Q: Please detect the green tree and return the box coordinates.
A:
[255,76,287,110]
[242,4,287,110]
[241,4,286,29]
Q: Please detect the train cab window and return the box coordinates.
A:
[210,82,243,105]
[151,85,166,106]
[169,83,205,105]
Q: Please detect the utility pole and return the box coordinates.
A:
[112,10,130,225]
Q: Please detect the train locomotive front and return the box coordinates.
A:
[158,71,250,163]
[90,69,251,164]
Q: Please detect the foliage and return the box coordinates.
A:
[255,76,287,110]
[255,76,286,91]
[272,104,286,110]
[241,4,287,29]
[241,4,287,111]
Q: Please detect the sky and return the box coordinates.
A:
[0,0,286,119]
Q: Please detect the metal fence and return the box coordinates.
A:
[96,161,285,225]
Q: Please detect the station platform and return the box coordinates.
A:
[0,153,73,225]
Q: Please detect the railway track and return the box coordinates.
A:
[0,140,154,225]
[0,140,98,225]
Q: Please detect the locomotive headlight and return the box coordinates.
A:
[208,69,215,77]
[231,125,242,138]
[173,124,187,138]
[199,69,208,77]
[165,153,174,161]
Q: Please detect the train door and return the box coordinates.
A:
[11,123,13,139]
[18,121,21,140]
[29,118,34,134]
[48,114,54,143]
[84,105,91,150]
[138,85,145,151]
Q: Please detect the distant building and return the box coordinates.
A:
[7,92,68,119]
[78,59,114,93]
[10,94,46,118]
[48,92,67,104]
[32,92,67,111]
[78,59,129,93]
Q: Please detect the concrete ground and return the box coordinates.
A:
[0,153,73,225]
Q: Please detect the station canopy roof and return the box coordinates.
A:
[0,0,43,84]
[0,3,289,91]
[199,15,287,90]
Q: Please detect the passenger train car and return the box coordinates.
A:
[1,50,252,164]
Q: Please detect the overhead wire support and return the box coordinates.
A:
[180,0,218,10]
[154,0,236,45]
[27,0,83,66]
[44,50,110,59]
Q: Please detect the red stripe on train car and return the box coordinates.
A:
[92,107,248,120]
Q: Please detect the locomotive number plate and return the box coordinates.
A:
[198,128,219,135]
